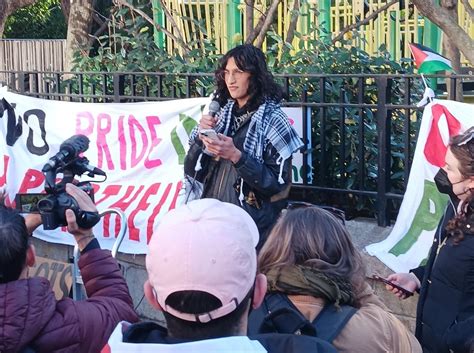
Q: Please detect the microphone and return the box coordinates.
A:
[84,163,106,177]
[42,135,90,173]
[208,100,220,117]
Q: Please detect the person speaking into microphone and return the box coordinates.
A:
[184,44,303,249]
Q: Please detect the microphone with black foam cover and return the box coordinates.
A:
[208,100,220,118]
[42,134,90,173]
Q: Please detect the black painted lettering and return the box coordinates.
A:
[23,109,49,155]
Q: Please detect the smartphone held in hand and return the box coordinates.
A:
[372,274,414,297]
[200,129,219,141]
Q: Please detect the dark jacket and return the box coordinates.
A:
[0,246,138,353]
[411,201,474,353]
[120,321,337,353]
[184,104,292,244]
[446,316,474,353]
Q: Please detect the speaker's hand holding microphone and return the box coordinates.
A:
[199,100,220,129]
[199,100,221,157]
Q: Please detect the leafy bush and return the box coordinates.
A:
[4,0,66,39]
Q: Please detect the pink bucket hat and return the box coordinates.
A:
[146,198,259,323]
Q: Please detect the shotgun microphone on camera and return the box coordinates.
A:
[42,135,90,173]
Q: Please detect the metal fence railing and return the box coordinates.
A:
[1,71,472,226]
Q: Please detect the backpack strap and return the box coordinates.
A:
[249,293,316,336]
[248,292,357,343]
[312,303,357,342]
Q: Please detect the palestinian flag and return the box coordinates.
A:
[409,43,454,74]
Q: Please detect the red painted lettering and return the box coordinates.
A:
[118,116,127,170]
[144,116,162,169]
[168,181,183,211]
[147,183,173,243]
[105,185,144,237]
[96,113,114,170]
[129,183,161,241]
[129,116,148,168]
[75,111,94,137]
[96,185,123,237]
[0,155,9,186]
[18,169,44,193]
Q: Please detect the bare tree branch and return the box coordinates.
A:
[254,0,281,48]
[244,0,272,44]
[155,0,190,52]
[91,14,109,38]
[245,13,265,44]
[413,0,474,65]
[285,0,300,45]
[332,0,398,44]
[245,0,254,38]
[113,0,190,55]
[92,12,103,27]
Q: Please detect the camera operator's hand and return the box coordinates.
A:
[24,214,42,234]
[65,183,97,251]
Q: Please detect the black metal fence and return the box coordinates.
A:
[1,70,472,226]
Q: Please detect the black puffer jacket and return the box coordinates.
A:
[411,201,474,353]
[184,110,292,245]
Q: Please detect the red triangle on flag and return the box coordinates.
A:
[409,43,429,68]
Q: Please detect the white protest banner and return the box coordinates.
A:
[0,88,303,254]
[0,87,209,253]
[366,99,474,273]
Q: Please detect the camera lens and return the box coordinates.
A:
[37,198,55,212]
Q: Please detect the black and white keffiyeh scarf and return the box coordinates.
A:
[190,98,303,183]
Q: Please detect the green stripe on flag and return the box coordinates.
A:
[419,60,453,74]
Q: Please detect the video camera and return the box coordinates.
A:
[16,134,105,230]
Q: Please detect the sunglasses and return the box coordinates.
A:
[286,201,346,225]
[455,129,474,146]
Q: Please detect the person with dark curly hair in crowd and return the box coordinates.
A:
[386,127,474,353]
[184,44,303,248]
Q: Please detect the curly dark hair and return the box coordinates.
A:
[446,196,474,245]
[449,126,474,178]
[214,44,284,111]
[446,127,474,244]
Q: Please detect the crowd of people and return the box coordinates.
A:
[0,44,473,353]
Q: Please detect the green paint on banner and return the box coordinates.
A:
[171,114,198,165]
[180,113,198,135]
[170,127,186,164]
[389,180,448,255]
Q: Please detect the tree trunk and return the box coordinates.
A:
[64,0,95,72]
[254,0,281,48]
[440,0,463,100]
[60,0,70,23]
[413,0,474,65]
[285,0,300,45]
[245,0,255,40]
[0,0,39,37]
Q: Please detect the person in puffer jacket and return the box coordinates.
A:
[0,183,138,353]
